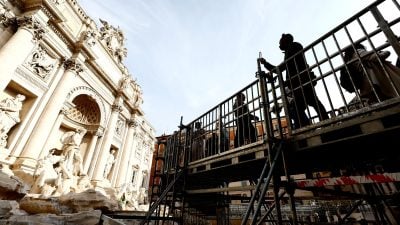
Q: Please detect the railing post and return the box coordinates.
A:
[370,5,400,57]
[218,105,223,154]
[256,54,274,143]
[256,54,284,225]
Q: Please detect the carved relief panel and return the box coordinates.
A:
[115,117,125,137]
[23,45,57,81]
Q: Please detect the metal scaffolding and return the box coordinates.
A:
[132,0,400,224]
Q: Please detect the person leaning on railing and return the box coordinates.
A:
[259,33,329,129]
[341,43,400,104]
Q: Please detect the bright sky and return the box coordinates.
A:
[78,0,376,136]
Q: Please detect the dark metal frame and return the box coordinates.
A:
[140,0,400,224]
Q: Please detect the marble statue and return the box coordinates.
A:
[32,148,68,196]
[53,160,73,196]
[118,183,138,210]
[0,94,26,148]
[60,128,86,177]
[103,149,116,179]
[138,187,147,205]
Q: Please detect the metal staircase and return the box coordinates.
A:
[141,126,188,225]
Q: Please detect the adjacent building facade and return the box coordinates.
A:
[0,0,155,210]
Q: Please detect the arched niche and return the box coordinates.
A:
[67,94,101,125]
[65,86,107,128]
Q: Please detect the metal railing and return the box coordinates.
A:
[165,0,400,165]
[146,0,400,224]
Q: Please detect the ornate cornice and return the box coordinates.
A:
[47,22,72,49]
[66,0,89,21]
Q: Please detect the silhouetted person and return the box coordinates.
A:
[342,43,400,104]
[340,43,365,94]
[191,121,205,161]
[216,120,230,152]
[233,93,258,148]
[206,120,230,155]
[259,33,329,129]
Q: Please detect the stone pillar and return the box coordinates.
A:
[38,107,68,159]
[0,15,46,91]
[115,117,138,187]
[83,128,104,174]
[91,98,122,182]
[15,59,83,170]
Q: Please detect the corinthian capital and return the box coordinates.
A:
[96,127,105,137]
[0,8,16,27]
[128,119,139,128]
[16,16,46,41]
[63,59,84,74]
[111,104,122,113]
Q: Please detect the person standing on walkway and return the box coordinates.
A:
[259,33,329,128]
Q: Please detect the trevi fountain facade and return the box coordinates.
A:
[0,0,156,224]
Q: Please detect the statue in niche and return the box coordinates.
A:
[0,94,26,148]
[60,128,87,177]
[103,149,116,179]
[138,187,147,205]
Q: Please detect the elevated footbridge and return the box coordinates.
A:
[141,0,400,224]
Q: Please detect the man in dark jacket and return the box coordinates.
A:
[233,93,259,147]
[259,33,329,129]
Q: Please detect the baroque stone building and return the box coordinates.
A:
[0,0,155,213]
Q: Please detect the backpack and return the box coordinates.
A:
[340,66,363,93]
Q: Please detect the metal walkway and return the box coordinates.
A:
[107,0,400,224]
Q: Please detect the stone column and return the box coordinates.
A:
[114,117,138,187]
[15,59,83,170]
[0,15,46,91]
[91,98,122,182]
[83,128,104,174]
[38,107,68,159]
